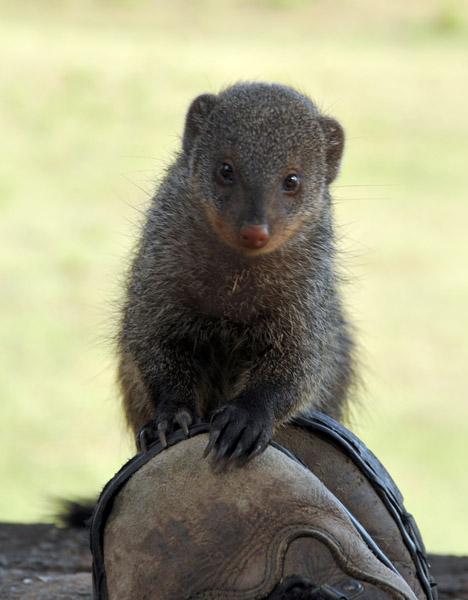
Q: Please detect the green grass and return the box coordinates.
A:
[1,0,467,555]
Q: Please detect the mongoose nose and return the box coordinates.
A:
[239,224,270,249]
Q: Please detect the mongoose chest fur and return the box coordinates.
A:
[118,82,354,466]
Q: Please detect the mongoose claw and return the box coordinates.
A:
[203,427,222,459]
[136,420,160,452]
[157,421,169,448]
[205,402,274,468]
[234,432,271,468]
[174,408,194,437]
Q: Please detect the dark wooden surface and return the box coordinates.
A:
[0,523,92,600]
[0,523,466,599]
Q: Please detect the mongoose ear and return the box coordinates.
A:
[183,93,218,155]
[319,116,345,184]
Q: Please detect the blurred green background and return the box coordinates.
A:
[1,0,467,554]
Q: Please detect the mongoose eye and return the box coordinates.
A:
[217,162,234,184]
[282,173,300,192]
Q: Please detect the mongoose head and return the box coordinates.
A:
[183,83,344,256]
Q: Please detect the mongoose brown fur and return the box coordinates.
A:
[118,82,354,465]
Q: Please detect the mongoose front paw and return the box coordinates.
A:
[204,402,274,468]
[137,406,197,451]
[137,405,197,449]
[156,406,199,447]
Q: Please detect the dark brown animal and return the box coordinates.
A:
[118,82,354,466]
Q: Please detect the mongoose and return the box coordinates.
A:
[118,82,354,466]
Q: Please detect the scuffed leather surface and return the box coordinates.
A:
[104,435,418,600]
[274,425,427,599]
